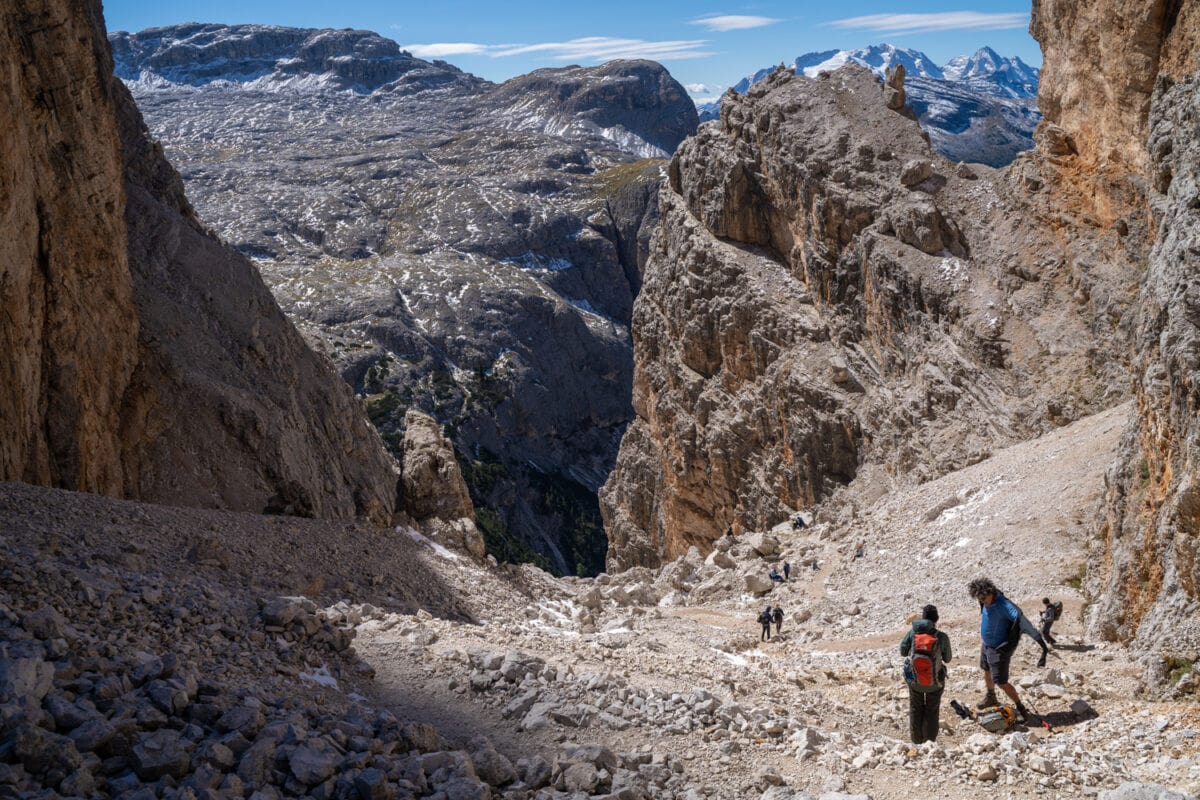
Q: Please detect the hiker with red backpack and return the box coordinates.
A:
[900,604,953,744]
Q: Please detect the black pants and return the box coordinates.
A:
[1041,619,1057,644]
[761,623,771,641]
[908,687,943,744]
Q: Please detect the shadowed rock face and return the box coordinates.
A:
[110,24,697,574]
[601,65,1140,571]
[1,0,137,494]
[1,0,397,523]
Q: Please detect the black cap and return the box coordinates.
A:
[922,604,939,623]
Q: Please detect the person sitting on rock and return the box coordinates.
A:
[792,514,806,530]
[772,606,784,635]
[758,607,773,641]
[768,567,784,582]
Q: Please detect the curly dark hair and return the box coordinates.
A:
[968,577,999,601]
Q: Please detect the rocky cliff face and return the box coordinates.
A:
[1026,0,1200,693]
[1,0,397,523]
[1089,69,1200,691]
[1,0,138,494]
[600,66,1139,570]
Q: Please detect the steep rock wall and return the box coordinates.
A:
[601,67,1138,570]
[0,0,138,493]
[1091,71,1200,692]
[0,0,398,523]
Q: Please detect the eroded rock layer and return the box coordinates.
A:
[601,66,1139,570]
[0,0,397,523]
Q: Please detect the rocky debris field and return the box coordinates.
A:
[1,406,1198,800]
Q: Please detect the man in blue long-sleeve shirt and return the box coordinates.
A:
[968,577,1031,722]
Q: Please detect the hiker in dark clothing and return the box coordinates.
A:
[1040,597,1060,646]
[792,514,806,530]
[772,606,784,635]
[768,568,784,582]
[899,604,952,744]
[758,607,773,641]
[968,577,1031,722]
[783,562,791,581]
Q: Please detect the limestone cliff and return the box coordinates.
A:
[1,0,138,494]
[1090,71,1200,691]
[0,0,397,522]
[1027,0,1200,693]
[600,66,1138,569]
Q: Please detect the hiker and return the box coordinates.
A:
[758,606,773,641]
[853,542,865,560]
[1019,608,1051,667]
[1040,597,1062,646]
[811,560,819,572]
[968,577,1032,722]
[792,514,806,530]
[899,604,952,744]
[768,567,784,582]
[783,562,791,581]
[772,605,784,635]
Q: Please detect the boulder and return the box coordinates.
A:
[132,729,191,780]
[900,159,933,186]
[745,573,775,596]
[744,533,780,557]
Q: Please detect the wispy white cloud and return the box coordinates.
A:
[490,37,712,61]
[690,14,781,32]
[825,11,1028,35]
[405,37,712,62]
[403,42,491,58]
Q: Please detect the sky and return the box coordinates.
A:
[101,1,1043,101]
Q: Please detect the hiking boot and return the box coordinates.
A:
[977,691,998,709]
[1036,653,1047,668]
[1016,703,1031,723]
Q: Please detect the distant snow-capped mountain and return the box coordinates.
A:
[701,43,1041,167]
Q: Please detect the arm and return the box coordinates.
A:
[940,631,952,664]
[899,630,912,656]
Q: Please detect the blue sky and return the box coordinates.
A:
[101,1,1042,100]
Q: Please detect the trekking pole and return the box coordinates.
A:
[1023,698,1053,734]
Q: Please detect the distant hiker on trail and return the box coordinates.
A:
[783,562,791,581]
[1019,609,1051,668]
[758,607,773,641]
[768,567,784,582]
[968,577,1032,722]
[900,604,952,744]
[853,542,865,560]
[792,514,806,530]
[1040,597,1062,646]
[811,560,819,572]
[725,524,736,542]
[772,606,784,635]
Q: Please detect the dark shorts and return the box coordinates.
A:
[979,643,1013,684]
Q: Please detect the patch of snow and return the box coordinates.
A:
[299,664,338,688]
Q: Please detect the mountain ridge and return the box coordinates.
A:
[702,43,1041,167]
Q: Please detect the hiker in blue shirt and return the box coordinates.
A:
[968,577,1031,722]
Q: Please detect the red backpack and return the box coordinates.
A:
[907,631,944,692]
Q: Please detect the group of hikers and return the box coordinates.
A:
[899,578,1064,744]
[757,605,785,640]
